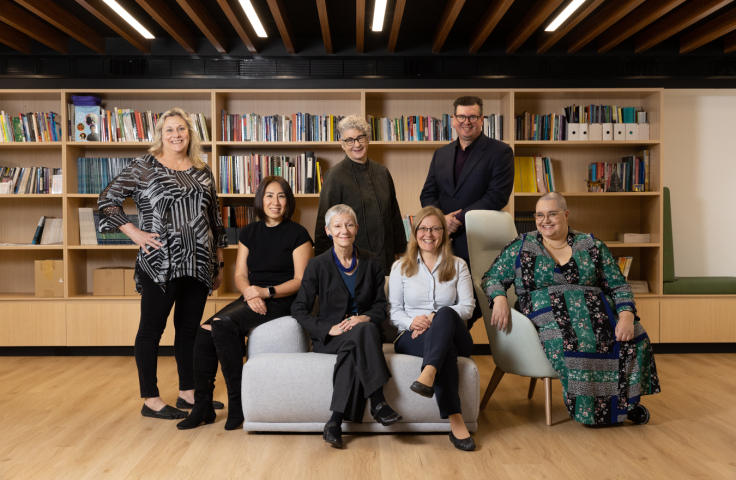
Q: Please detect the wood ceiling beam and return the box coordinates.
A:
[0,0,68,53]
[266,0,296,54]
[216,0,258,54]
[506,0,564,54]
[387,0,406,53]
[469,0,515,54]
[725,30,736,52]
[175,0,227,53]
[598,0,687,53]
[0,23,31,53]
[316,0,332,54]
[15,0,105,53]
[433,0,466,53]
[635,0,734,53]
[567,0,645,53]
[537,0,604,54]
[134,0,196,54]
[357,0,365,53]
[75,0,151,53]
[680,7,736,53]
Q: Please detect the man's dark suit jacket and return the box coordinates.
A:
[420,133,514,261]
[291,246,387,345]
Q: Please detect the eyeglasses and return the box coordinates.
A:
[342,135,367,146]
[416,226,444,234]
[534,211,561,221]
[454,115,481,123]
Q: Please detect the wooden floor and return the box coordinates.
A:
[2,353,735,480]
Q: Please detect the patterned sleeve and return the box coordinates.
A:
[481,236,524,303]
[97,158,141,232]
[206,168,228,248]
[595,238,636,314]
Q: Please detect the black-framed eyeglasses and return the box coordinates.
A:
[454,115,481,123]
[416,226,444,234]
[342,135,367,146]
[534,211,561,221]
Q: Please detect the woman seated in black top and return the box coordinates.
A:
[177,176,313,431]
[292,204,402,449]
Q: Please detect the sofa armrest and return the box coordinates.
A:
[246,316,312,356]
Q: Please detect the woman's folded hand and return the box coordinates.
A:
[491,296,510,332]
[615,311,636,342]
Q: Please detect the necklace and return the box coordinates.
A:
[544,238,569,250]
[333,246,357,273]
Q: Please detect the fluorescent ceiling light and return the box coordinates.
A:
[238,0,268,38]
[372,0,388,32]
[545,0,586,32]
[103,0,155,39]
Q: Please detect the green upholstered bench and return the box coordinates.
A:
[663,187,736,295]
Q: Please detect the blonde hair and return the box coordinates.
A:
[400,206,456,283]
[148,108,205,170]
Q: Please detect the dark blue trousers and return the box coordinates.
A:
[394,306,473,418]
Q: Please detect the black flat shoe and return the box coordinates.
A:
[410,381,435,398]
[370,401,403,427]
[449,431,476,451]
[627,404,650,425]
[323,421,343,449]
[176,397,225,410]
[141,404,188,420]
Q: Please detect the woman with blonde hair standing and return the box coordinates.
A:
[99,108,227,420]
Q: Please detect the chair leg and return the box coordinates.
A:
[527,378,537,399]
[480,367,505,410]
[544,377,553,426]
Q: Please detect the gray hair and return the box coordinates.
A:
[337,114,371,138]
[538,192,567,211]
[325,204,358,227]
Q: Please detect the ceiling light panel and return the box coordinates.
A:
[372,0,388,32]
[103,0,155,39]
[239,0,268,37]
[545,0,586,32]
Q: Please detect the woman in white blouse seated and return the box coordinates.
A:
[388,206,476,451]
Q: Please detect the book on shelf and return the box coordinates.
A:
[91,210,138,245]
[587,151,650,192]
[514,211,537,234]
[514,156,556,193]
[31,216,47,244]
[516,112,567,141]
[218,153,324,195]
[628,280,649,294]
[617,256,633,279]
[78,208,97,245]
[0,166,62,194]
[39,217,63,245]
[563,104,647,124]
[515,104,648,141]
[0,111,61,142]
[222,204,258,244]
[77,157,134,194]
[401,214,415,241]
[220,111,343,142]
[615,233,651,243]
[367,114,503,142]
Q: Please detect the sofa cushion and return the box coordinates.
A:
[663,277,736,295]
[246,316,311,356]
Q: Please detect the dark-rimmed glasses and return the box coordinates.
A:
[534,211,561,221]
[342,135,367,146]
[454,115,481,123]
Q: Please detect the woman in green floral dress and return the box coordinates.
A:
[482,192,660,425]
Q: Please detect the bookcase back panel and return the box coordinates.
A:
[0,147,62,170]
[0,92,63,117]
[0,198,63,244]
[0,250,63,294]
[369,147,434,219]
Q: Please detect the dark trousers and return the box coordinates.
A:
[313,322,391,423]
[136,271,209,398]
[461,257,482,330]
[394,306,473,418]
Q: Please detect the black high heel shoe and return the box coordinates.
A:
[370,401,403,426]
[449,431,476,451]
[323,421,343,449]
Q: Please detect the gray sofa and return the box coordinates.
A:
[241,316,480,432]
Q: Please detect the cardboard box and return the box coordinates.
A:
[93,267,126,296]
[123,267,137,296]
[34,260,64,298]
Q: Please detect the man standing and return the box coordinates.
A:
[420,96,514,327]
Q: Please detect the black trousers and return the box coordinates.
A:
[394,306,473,418]
[312,322,391,423]
[460,256,483,330]
[136,271,209,398]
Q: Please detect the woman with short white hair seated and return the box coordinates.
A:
[292,204,402,449]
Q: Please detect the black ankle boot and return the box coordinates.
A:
[211,319,245,431]
[176,379,216,430]
[177,328,219,430]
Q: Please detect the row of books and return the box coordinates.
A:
[77,157,134,194]
[514,156,557,193]
[223,205,258,228]
[220,111,344,142]
[563,105,647,124]
[78,208,137,245]
[0,166,62,194]
[367,114,504,142]
[514,211,537,234]
[0,111,62,142]
[617,256,634,279]
[588,151,650,192]
[218,153,323,195]
[70,105,209,142]
[401,214,415,241]
[31,216,63,245]
[515,113,568,141]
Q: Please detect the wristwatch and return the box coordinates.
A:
[267,286,276,298]
[218,261,225,268]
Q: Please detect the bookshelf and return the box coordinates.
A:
[0,88,684,347]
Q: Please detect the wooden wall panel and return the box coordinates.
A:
[635,298,659,343]
[0,302,66,346]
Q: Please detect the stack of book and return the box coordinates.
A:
[218,153,323,195]
[0,111,62,142]
[220,111,343,142]
[77,157,135,194]
[588,150,650,192]
[78,208,137,245]
[0,167,62,194]
[514,211,537,234]
[617,256,634,279]
[31,216,63,245]
[514,156,557,193]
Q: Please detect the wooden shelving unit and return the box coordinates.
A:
[0,88,672,346]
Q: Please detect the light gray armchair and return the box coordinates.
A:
[465,210,559,426]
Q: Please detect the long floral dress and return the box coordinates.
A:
[482,229,661,425]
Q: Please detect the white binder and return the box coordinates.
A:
[638,123,650,140]
[625,123,638,140]
[567,123,580,141]
[614,124,626,141]
[602,123,613,141]
[579,123,590,141]
[589,124,602,141]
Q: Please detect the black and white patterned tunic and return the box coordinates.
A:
[98,154,227,293]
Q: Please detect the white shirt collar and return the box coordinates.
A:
[416,251,443,275]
